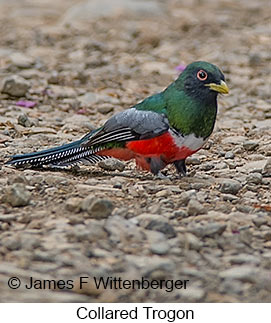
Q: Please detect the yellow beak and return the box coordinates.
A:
[205,80,229,94]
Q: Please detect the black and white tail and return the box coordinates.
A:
[5,138,108,168]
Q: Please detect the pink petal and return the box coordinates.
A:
[76,108,87,115]
[16,100,37,108]
[175,64,186,73]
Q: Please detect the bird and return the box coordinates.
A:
[5,61,229,177]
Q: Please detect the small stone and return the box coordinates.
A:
[66,197,82,213]
[263,158,271,176]
[155,189,169,198]
[1,236,22,250]
[113,183,122,189]
[243,140,259,151]
[81,195,95,211]
[150,241,170,255]
[222,136,246,145]
[186,156,200,165]
[73,277,102,296]
[48,71,59,84]
[227,254,260,265]
[187,199,206,216]
[97,104,114,114]
[98,158,125,171]
[246,173,262,185]
[146,220,176,238]
[201,163,214,171]
[225,151,235,159]
[3,183,31,207]
[219,266,258,283]
[10,52,35,68]
[17,113,33,127]
[215,162,228,170]
[219,179,241,195]
[78,92,97,106]
[85,199,114,219]
[0,214,17,222]
[179,286,205,301]
[179,190,196,206]
[7,174,29,185]
[222,194,239,202]
[61,0,163,25]
[252,217,268,228]
[50,85,77,99]
[183,233,203,250]
[189,222,227,238]
[1,75,30,97]
[263,231,271,241]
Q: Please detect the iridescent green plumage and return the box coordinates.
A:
[135,61,226,138]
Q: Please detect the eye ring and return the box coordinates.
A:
[197,70,208,81]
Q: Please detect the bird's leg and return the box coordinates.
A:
[174,159,187,177]
[146,157,167,176]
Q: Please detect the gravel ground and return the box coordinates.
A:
[0,0,270,302]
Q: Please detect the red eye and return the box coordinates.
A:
[197,70,208,81]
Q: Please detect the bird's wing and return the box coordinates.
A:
[81,108,170,147]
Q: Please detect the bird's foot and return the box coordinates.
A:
[174,159,187,177]
[155,171,175,181]
[156,171,167,179]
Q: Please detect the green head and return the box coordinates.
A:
[176,61,229,101]
[165,61,229,137]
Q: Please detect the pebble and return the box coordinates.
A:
[243,140,259,151]
[85,198,114,219]
[222,194,239,202]
[263,158,271,176]
[179,190,196,206]
[77,92,97,106]
[3,183,31,207]
[150,241,170,255]
[183,233,203,250]
[1,236,22,250]
[219,179,241,195]
[10,52,35,69]
[98,158,125,171]
[80,195,95,212]
[104,215,143,244]
[17,113,33,127]
[1,75,30,97]
[225,151,235,159]
[252,217,268,228]
[219,266,258,283]
[246,173,262,185]
[73,278,102,296]
[187,199,206,216]
[50,85,77,99]
[189,222,227,238]
[226,254,260,265]
[145,220,176,238]
[186,156,201,165]
[61,0,163,25]
[179,286,205,301]
[97,103,114,114]
[66,197,82,213]
[201,163,214,171]
[0,214,17,222]
[215,162,228,170]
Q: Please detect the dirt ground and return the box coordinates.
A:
[0,0,270,302]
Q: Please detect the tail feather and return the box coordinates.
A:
[5,138,108,168]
